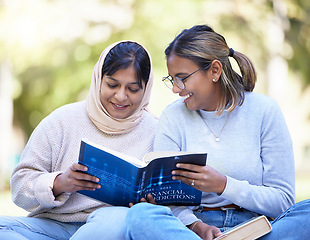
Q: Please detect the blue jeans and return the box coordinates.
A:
[260,199,310,239]
[70,206,129,240]
[0,216,83,240]
[127,203,201,240]
[0,207,129,240]
[126,199,310,240]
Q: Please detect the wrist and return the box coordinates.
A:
[52,173,63,197]
[217,175,227,194]
[188,220,202,232]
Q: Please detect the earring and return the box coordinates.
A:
[212,78,216,82]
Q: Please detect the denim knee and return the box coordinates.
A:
[127,203,149,224]
[0,216,22,230]
[87,206,129,223]
[291,199,310,210]
[127,203,172,225]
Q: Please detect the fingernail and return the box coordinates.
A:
[172,176,176,180]
[176,164,180,168]
[171,171,175,175]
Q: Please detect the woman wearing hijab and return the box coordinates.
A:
[0,41,157,240]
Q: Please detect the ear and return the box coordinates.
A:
[210,60,222,82]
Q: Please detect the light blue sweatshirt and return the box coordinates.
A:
[154,92,295,225]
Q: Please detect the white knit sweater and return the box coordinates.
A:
[11,101,157,222]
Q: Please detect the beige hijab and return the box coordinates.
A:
[86,40,153,135]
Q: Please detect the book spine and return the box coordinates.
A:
[78,141,86,163]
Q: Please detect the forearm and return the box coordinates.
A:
[221,176,295,218]
[170,206,200,226]
[11,169,68,211]
[188,220,222,240]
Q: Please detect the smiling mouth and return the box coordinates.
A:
[112,102,129,110]
[182,93,192,101]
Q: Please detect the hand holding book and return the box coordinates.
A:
[129,193,157,207]
[172,163,227,195]
[189,221,222,240]
[77,139,207,206]
[53,162,101,197]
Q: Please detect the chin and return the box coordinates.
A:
[107,109,128,119]
[113,113,130,119]
[185,103,197,112]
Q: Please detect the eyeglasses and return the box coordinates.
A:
[162,63,211,90]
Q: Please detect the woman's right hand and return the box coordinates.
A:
[129,194,157,207]
[52,163,101,197]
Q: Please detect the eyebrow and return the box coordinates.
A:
[106,76,139,85]
[173,72,189,78]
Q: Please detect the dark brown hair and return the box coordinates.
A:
[165,24,257,114]
[102,41,151,88]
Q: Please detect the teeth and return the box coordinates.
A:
[114,103,126,107]
[182,93,192,100]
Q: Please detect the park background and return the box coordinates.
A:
[1,0,310,216]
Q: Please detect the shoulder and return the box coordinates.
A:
[49,101,86,117]
[23,101,88,154]
[244,92,277,105]
[164,98,187,111]
[37,101,87,130]
[240,92,286,127]
[140,110,158,128]
[44,101,86,120]
[243,92,281,112]
[161,99,199,124]
[161,99,192,118]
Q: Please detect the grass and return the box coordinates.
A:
[1,175,309,216]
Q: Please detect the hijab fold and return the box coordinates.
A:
[86,41,153,135]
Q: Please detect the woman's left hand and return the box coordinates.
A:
[172,164,227,195]
[190,221,222,240]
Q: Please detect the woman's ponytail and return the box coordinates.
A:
[231,50,256,92]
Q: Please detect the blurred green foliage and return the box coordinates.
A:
[0,0,309,140]
[285,0,310,88]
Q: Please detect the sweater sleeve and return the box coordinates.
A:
[11,113,71,212]
[170,206,199,226]
[220,100,295,218]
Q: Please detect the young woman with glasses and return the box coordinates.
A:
[126,24,310,240]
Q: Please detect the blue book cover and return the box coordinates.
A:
[78,139,207,206]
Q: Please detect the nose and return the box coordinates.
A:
[172,83,182,94]
[115,88,128,102]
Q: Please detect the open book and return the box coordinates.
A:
[77,139,207,206]
[214,215,272,240]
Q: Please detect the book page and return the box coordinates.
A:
[82,138,146,167]
[215,215,272,240]
[143,151,196,163]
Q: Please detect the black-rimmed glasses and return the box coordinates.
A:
[162,64,211,90]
